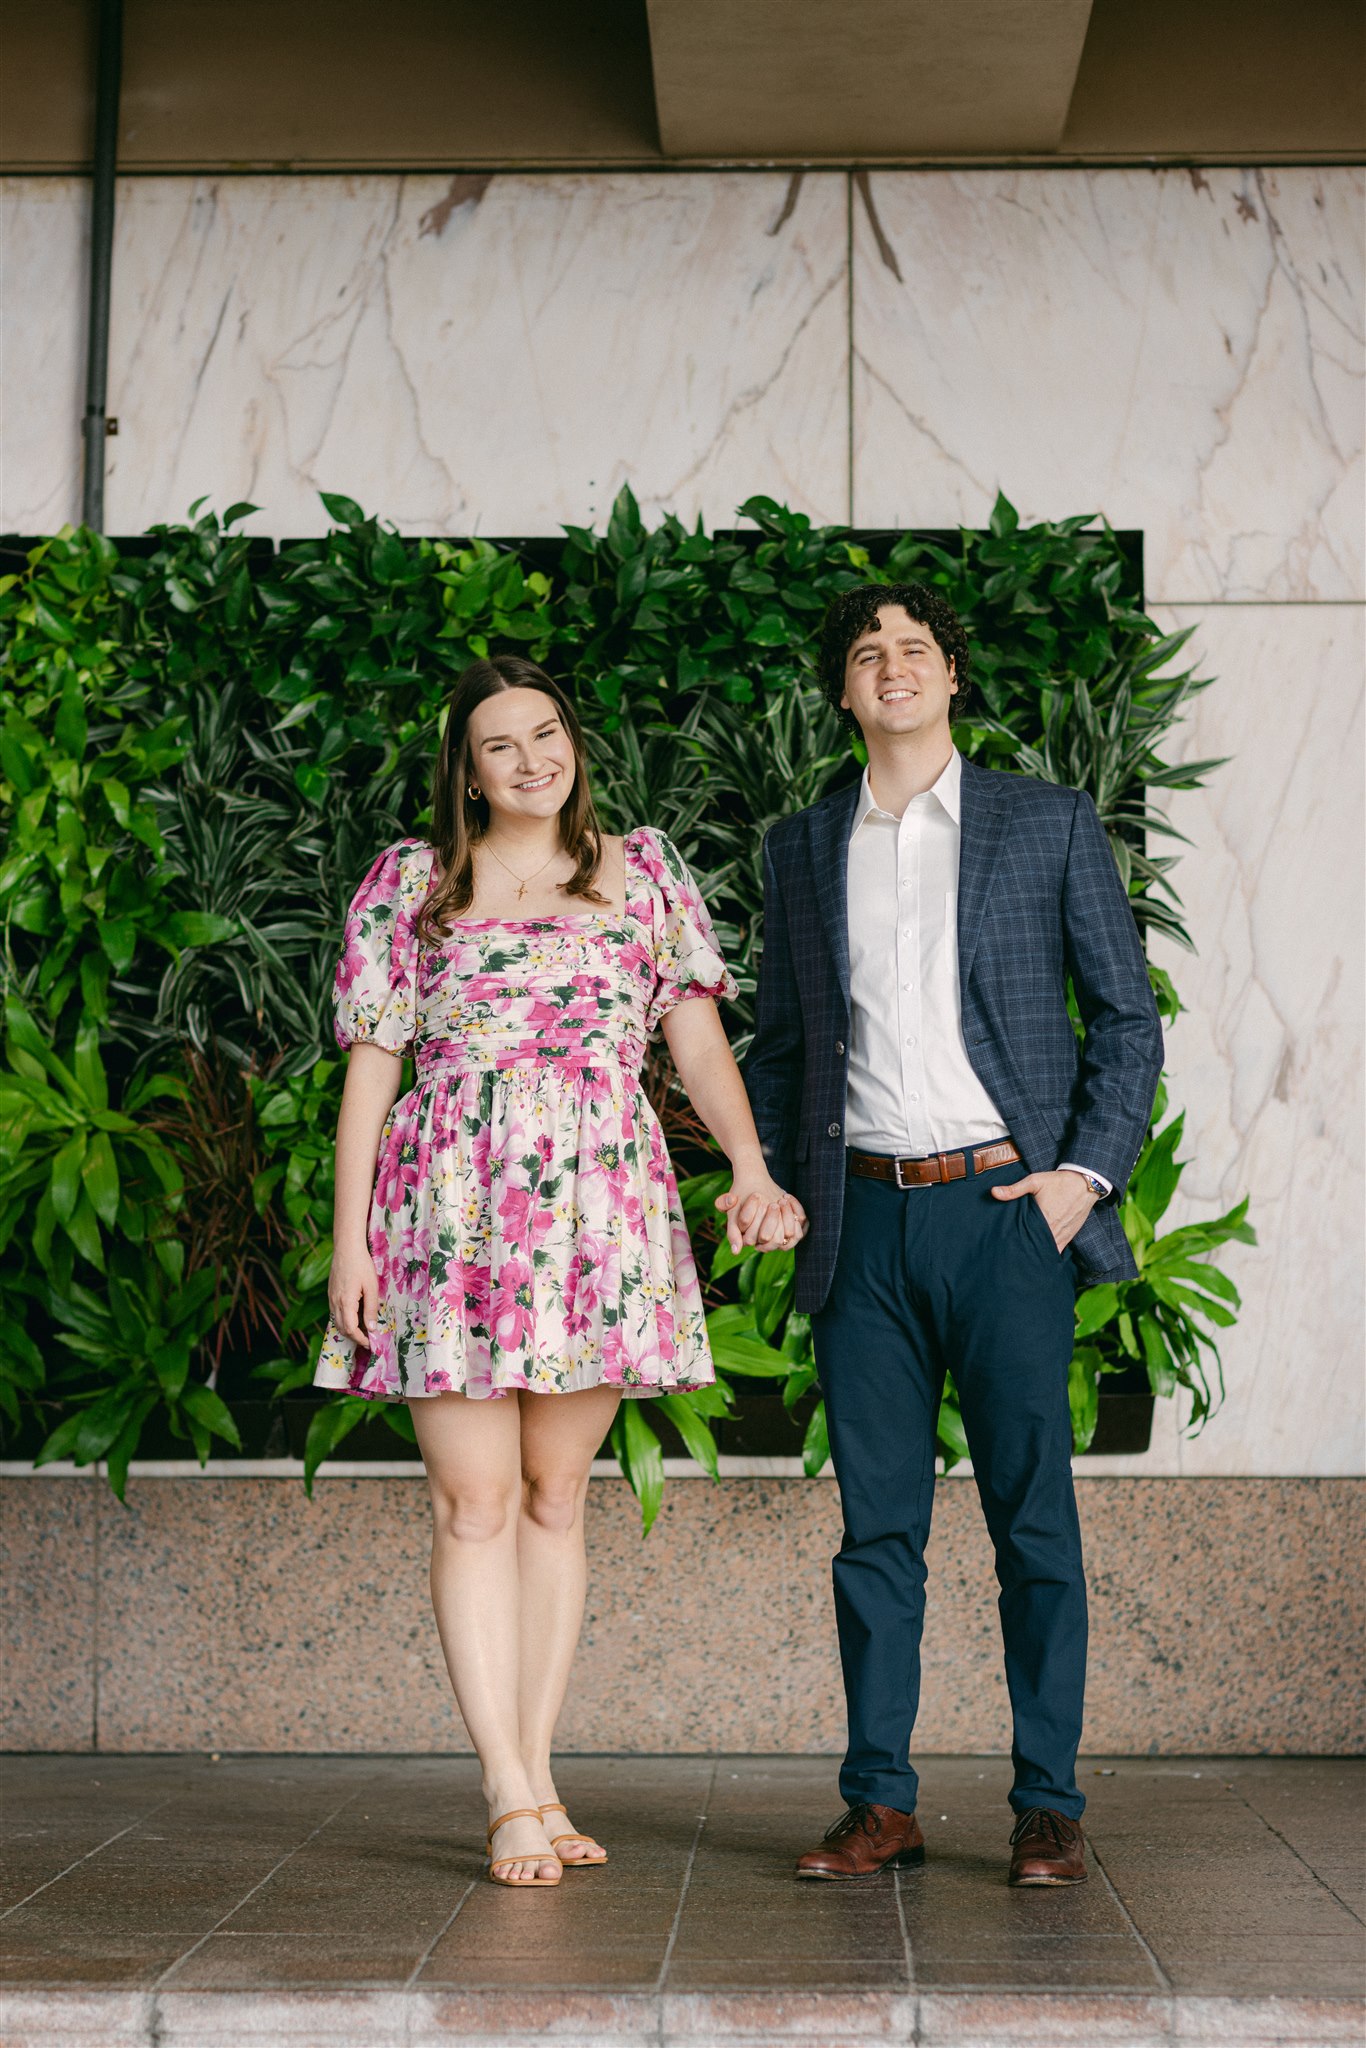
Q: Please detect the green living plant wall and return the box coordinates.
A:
[0,491,1253,1519]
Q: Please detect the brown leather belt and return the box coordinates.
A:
[848,1140,1021,1189]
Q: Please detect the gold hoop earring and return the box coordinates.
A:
[467,783,481,802]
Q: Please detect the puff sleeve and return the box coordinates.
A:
[332,840,433,1055]
[639,827,738,1035]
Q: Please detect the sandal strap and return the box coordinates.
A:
[547,1830,603,1850]
[487,1806,546,1848]
[538,1803,569,1818]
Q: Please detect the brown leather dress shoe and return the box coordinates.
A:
[795,1802,925,1880]
[1008,1807,1087,1885]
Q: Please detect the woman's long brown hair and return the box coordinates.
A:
[417,656,607,944]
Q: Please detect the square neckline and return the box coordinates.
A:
[437,826,653,930]
[432,827,655,933]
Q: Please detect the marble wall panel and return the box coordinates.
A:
[47,170,848,540]
[851,167,1365,601]
[1,178,87,535]
[1141,603,1364,1476]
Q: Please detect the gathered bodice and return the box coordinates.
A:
[411,913,658,1087]
[332,826,737,1092]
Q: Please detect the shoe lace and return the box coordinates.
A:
[823,1803,880,1843]
[1010,1808,1077,1849]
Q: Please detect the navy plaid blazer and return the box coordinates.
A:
[742,752,1165,1313]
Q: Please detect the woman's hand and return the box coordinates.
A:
[715,1169,809,1255]
[329,1239,381,1350]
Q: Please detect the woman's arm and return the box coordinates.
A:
[328,1043,405,1346]
[661,997,807,1255]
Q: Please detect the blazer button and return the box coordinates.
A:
[834,1040,845,1055]
[827,1122,840,1137]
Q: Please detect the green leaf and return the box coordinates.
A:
[179,1382,243,1452]
[801,1399,831,1476]
[656,1393,720,1479]
[49,1134,86,1224]
[80,1130,119,1228]
[163,912,239,948]
[302,1397,369,1494]
[612,1400,665,1534]
[72,1021,108,1110]
[320,492,366,528]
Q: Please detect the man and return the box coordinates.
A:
[743,583,1163,1886]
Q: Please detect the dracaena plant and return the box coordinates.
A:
[0,490,1252,1520]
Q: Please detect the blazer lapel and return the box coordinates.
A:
[807,782,860,1006]
[956,754,1010,994]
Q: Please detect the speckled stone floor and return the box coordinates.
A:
[1,1755,1361,2046]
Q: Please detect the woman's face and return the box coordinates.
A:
[465,688,577,825]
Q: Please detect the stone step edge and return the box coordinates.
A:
[3,1984,1361,2046]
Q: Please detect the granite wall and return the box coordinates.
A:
[2,165,1362,1484]
[3,1473,1361,1756]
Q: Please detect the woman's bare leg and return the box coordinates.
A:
[409,1391,558,1883]
[516,1384,621,1861]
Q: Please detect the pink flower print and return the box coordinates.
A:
[458,1259,491,1328]
[632,833,668,887]
[655,1305,676,1361]
[496,1182,554,1252]
[424,1367,454,1393]
[617,938,655,989]
[335,933,370,996]
[563,1230,621,1333]
[491,1256,535,1355]
[375,1134,422,1214]
[582,1137,628,1203]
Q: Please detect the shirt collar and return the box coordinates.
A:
[852,746,962,831]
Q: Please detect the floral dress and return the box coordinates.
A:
[314,827,737,1402]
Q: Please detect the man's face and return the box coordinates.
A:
[840,604,957,740]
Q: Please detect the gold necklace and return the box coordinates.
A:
[479,838,562,902]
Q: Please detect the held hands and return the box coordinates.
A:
[715,1164,809,1256]
[990,1168,1100,1253]
[329,1241,381,1351]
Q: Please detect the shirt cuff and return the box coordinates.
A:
[1058,1162,1114,1198]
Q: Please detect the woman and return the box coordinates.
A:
[318,654,806,1888]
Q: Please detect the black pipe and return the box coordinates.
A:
[81,0,123,532]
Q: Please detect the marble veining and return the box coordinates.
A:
[90,171,848,537]
[852,167,1364,601]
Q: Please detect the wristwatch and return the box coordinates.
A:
[1073,1172,1108,1199]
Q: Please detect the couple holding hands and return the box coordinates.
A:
[318,581,1163,1891]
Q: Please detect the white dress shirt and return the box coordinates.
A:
[844,748,1111,1192]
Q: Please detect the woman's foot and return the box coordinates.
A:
[486,1804,561,1886]
[535,1794,608,1866]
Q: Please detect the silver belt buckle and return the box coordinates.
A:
[893,1155,920,1190]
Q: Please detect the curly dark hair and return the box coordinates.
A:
[818,582,972,730]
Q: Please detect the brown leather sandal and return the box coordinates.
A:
[486,1807,562,1887]
[538,1801,608,1867]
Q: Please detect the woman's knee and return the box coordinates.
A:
[521,1468,588,1535]
[429,1479,519,1545]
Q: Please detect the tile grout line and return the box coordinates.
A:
[1223,1779,1366,1928]
[654,1755,717,2018]
[402,1878,477,1996]
[1087,1836,1174,2021]
[0,1795,178,1920]
[90,1471,101,1751]
[148,1787,364,1997]
[893,1863,915,2001]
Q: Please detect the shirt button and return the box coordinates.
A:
[827,1122,840,1137]
[909,1091,920,1102]
[902,929,912,939]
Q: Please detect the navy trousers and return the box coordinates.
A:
[811,1151,1088,1820]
